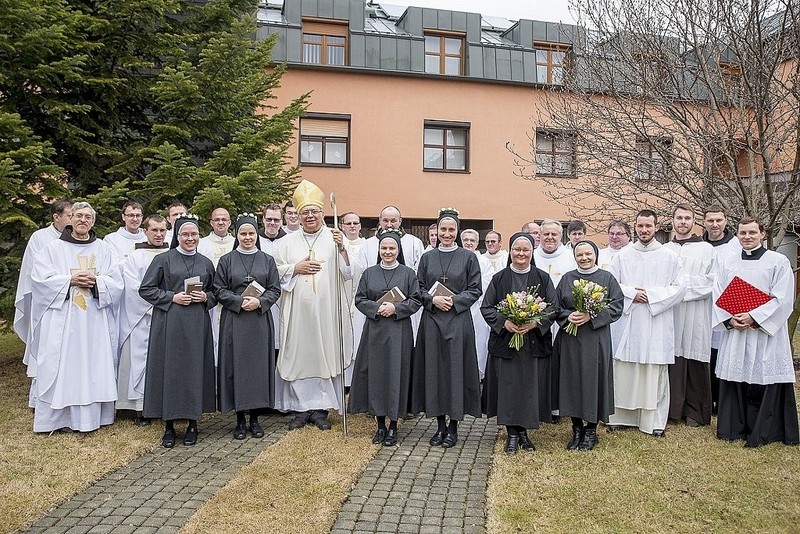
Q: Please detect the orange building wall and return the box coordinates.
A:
[270,67,587,243]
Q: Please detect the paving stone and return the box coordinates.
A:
[26,414,287,533]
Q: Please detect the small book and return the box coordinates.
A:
[378,286,406,304]
[715,276,772,315]
[242,280,265,298]
[428,281,455,298]
[184,276,202,293]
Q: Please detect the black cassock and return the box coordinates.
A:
[410,247,482,420]
[213,250,281,413]
[139,249,217,421]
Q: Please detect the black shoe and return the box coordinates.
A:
[183,426,198,446]
[288,411,311,430]
[551,415,561,424]
[652,429,666,438]
[504,434,519,454]
[249,421,264,438]
[383,429,398,447]
[233,422,247,440]
[518,431,536,452]
[162,429,176,449]
[372,428,387,444]
[429,430,446,446]
[578,428,598,451]
[441,432,458,448]
[309,410,332,430]
[606,424,626,433]
[566,425,584,450]
[134,416,151,427]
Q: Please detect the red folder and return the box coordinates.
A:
[715,276,772,315]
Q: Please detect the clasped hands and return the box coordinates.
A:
[241,296,261,312]
[377,302,396,317]
[70,270,96,288]
[568,311,591,326]
[504,319,537,335]
[633,288,648,304]
[172,290,207,306]
[433,295,453,312]
[730,312,754,330]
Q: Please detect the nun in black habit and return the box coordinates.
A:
[140,215,217,448]
[410,208,483,449]
[554,240,624,451]
[481,232,557,454]
[213,214,281,440]
[348,230,422,446]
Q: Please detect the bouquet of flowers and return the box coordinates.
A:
[564,279,609,336]
[495,286,552,351]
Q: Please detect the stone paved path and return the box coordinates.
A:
[26,412,497,534]
[27,414,287,534]
[331,415,497,534]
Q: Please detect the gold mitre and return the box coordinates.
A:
[292,179,325,212]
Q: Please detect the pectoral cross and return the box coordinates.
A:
[244,275,254,283]
[439,274,448,284]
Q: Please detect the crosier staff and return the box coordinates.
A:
[330,192,348,439]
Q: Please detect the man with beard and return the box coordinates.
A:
[664,203,715,427]
[608,209,685,436]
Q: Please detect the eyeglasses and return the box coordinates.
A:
[73,214,94,221]
[178,232,200,238]
[608,232,628,237]
[511,247,532,253]
[123,213,142,218]
[343,221,361,225]
[485,240,498,244]
[211,218,230,223]
[299,209,322,217]
[263,217,281,223]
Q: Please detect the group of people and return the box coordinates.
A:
[12,181,799,453]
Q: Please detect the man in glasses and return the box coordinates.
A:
[29,202,124,433]
[199,208,234,268]
[273,180,353,431]
[482,230,507,276]
[598,220,632,271]
[104,201,147,260]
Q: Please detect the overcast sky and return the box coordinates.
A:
[389,0,577,23]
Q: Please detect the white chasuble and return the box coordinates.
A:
[29,238,124,431]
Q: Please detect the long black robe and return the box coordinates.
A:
[139,249,217,420]
[554,268,624,423]
[410,247,482,419]
[348,264,422,420]
[213,250,281,413]
[481,267,556,428]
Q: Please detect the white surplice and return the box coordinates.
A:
[259,233,287,350]
[472,252,493,379]
[116,246,169,410]
[29,238,124,432]
[598,243,630,272]
[533,244,577,287]
[103,227,146,261]
[482,249,509,275]
[342,236,365,386]
[273,226,354,412]
[608,240,685,433]
[663,239,715,362]
[198,232,235,361]
[712,247,795,385]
